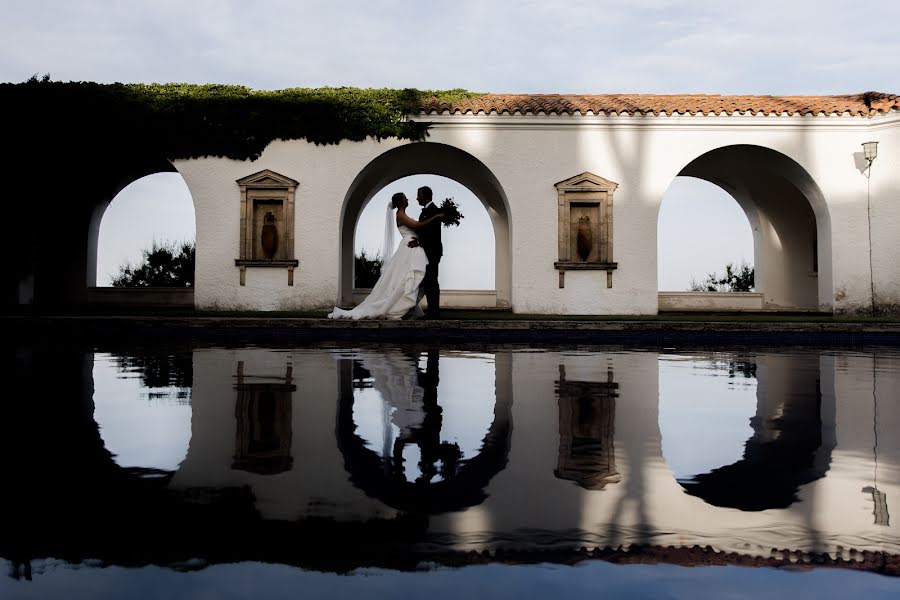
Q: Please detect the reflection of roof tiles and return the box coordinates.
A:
[420,92,900,117]
[439,545,900,577]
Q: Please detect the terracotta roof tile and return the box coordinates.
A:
[420,92,900,117]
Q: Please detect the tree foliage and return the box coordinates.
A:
[113,351,192,402]
[689,261,755,292]
[111,240,195,288]
[354,249,383,288]
[6,76,481,162]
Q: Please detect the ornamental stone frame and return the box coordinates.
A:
[554,172,618,289]
[234,169,299,286]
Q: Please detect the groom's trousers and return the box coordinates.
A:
[423,259,441,316]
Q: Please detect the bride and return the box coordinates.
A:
[328,192,443,320]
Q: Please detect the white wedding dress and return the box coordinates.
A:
[328,224,428,320]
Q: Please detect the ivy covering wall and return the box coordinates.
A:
[5,76,479,161]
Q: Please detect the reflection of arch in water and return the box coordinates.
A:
[677,354,836,511]
[92,349,193,472]
[336,351,512,513]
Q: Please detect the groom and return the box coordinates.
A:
[408,185,442,319]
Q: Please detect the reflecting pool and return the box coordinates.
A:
[3,341,900,598]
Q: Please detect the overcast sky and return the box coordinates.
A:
[4,1,897,289]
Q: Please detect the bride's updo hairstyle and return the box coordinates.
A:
[390,192,405,209]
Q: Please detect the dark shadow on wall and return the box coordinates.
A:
[7,154,178,310]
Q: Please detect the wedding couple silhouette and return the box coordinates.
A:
[329,186,443,320]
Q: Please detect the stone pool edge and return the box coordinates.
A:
[7,315,900,345]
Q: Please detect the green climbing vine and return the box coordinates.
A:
[5,76,480,161]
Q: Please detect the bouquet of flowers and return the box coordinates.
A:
[439,198,465,227]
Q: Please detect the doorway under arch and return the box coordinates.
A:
[658,145,832,312]
[339,143,512,308]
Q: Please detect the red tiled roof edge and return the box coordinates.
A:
[419,92,900,117]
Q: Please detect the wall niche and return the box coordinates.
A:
[234,169,299,286]
[554,172,618,289]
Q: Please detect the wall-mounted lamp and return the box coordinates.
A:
[862,141,878,178]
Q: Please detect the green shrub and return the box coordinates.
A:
[112,240,195,288]
[354,249,383,288]
[689,261,755,292]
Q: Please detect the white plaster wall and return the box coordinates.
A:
[176,140,406,310]
[175,112,900,314]
[870,120,900,312]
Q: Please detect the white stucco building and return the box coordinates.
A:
[140,93,900,313]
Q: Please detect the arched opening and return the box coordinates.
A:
[81,166,196,308]
[94,172,196,286]
[339,143,511,308]
[353,175,495,293]
[11,155,180,307]
[658,177,754,292]
[658,145,832,312]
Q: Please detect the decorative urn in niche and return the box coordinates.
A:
[576,216,592,262]
[261,211,279,259]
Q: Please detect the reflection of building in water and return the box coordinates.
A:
[6,345,900,573]
[232,361,295,475]
[555,365,621,490]
[677,354,835,511]
[157,348,900,560]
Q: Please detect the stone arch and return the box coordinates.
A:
[659,144,833,311]
[338,142,512,307]
[87,159,196,287]
[11,154,183,306]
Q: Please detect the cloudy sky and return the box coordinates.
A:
[3,1,898,288]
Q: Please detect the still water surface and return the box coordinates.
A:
[4,342,900,598]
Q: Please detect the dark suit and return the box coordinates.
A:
[418,202,442,316]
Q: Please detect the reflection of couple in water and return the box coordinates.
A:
[360,349,460,483]
[391,349,461,484]
[339,349,511,513]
